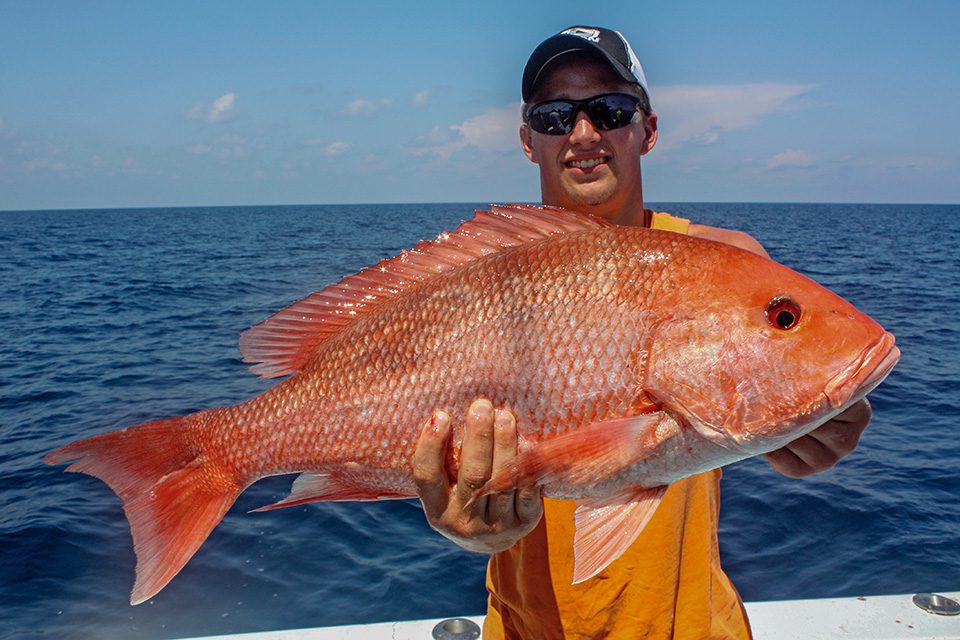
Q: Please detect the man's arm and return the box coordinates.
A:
[412,399,543,553]
[689,222,873,477]
[688,223,770,258]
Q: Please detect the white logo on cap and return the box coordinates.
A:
[561,27,601,43]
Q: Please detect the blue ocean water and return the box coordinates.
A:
[0,202,957,639]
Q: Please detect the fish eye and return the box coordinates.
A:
[766,296,801,330]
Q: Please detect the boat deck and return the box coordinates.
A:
[186,591,960,639]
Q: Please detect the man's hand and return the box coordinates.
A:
[412,398,543,553]
[764,398,872,478]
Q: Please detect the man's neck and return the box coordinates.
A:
[542,195,648,227]
[585,200,648,227]
[608,205,648,227]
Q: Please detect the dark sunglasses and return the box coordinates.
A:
[524,93,649,135]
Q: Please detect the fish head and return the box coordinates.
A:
[644,247,900,454]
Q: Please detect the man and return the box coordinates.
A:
[413,26,872,638]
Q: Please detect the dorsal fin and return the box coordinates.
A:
[239,204,612,378]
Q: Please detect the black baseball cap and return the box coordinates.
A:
[522,26,652,111]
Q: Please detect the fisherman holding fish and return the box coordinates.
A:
[413,26,875,639]
[46,24,897,631]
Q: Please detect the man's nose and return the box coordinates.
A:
[569,111,601,144]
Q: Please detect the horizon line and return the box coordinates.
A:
[3,199,958,214]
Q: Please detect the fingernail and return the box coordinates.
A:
[494,409,515,430]
[432,411,449,433]
[470,398,493,420]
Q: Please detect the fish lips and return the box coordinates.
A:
[824,331,900,410]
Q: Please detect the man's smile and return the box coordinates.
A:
[565,155,610,172]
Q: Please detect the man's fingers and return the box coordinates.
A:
[764,442,819,478]
[767,398,873,478]
[412,399,543,554]
[832,397,872,426]
[484,408,521,523]
[784,399,871,471]
[766,431,843,478]
[514,484,544,525]
[807,422,862,459]
[491,408,518,474]
[412,410,452,520]
[456,399,497,509]
[808,398,870,456]
[486,491,516,523]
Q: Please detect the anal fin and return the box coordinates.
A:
[251,472,410,512]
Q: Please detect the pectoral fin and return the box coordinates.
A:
[572,485,668,583]
[473,411,680,497]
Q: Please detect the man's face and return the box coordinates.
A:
[520,54,657,223]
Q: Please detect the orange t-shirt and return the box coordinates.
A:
[483,211,751,640]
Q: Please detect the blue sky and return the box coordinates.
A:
[2,1,958,210]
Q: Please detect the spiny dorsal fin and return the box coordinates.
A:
[239,204,612,377]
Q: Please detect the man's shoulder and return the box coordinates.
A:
[687,223,769,258]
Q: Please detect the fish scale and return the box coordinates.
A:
[231,232,643,480]
[258,230,635,464]
[45,204,899,600]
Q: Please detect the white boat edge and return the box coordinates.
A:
[183,591,960,640]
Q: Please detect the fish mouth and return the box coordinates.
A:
[824,331,900,409]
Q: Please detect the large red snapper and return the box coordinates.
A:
[45,204,899,603]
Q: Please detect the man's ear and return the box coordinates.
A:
[641,112,658,156]
[520,123,539,163]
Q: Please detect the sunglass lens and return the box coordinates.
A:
[528,102,575,134]
[587,96,637,130]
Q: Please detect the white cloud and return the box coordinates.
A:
[767,148,816,169]
[306,140,351,157]
[654,83,815,150]
[345,97,394,115]
[187,134,247,158]
[23,158,69,172]
[412,89,431,106]
[0,126,71,173]
[188,143,212,155]
[412,102,521,159]
[188,92,237,123]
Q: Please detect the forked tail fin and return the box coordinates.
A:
[44,410,242,605]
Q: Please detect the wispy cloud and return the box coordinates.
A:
[412,102,520,159]
[767,148,816,169]
[654,83,815,150]
[22,157,70,172]
[187,92,237,124]
[412,89,431,106]
[0,123,72,175]
[345,97,394,115]
[187,134,247,158]
[305,140,352,157]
